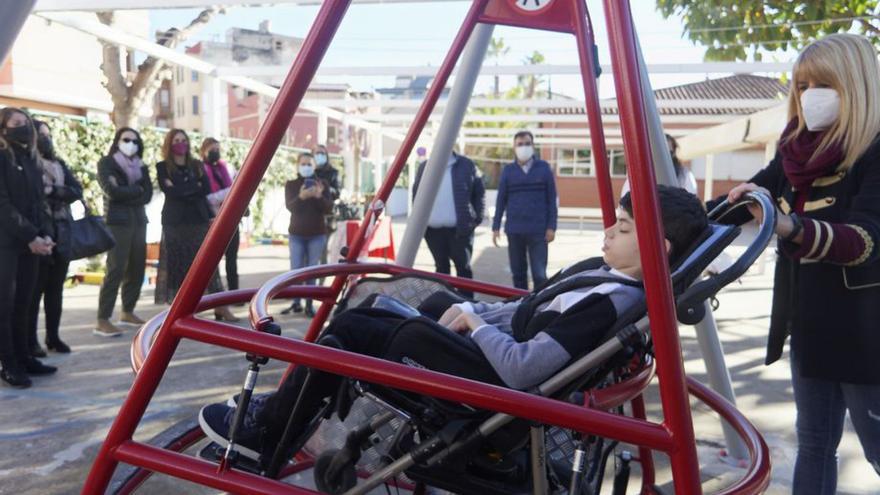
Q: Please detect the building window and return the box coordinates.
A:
[609,149,627,177]
[275,41,283,50]
[191,70,199,82]
[177,97,185,117]
[556,148,592,177]
[327,125,338,144]
[160,89,170,109]
[192,96,200,115]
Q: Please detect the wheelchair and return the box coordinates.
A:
[233,193,776,495]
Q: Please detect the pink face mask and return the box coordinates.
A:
[172,142,189,156]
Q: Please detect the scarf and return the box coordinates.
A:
[778,119,844,190]
[113,151,143,184]
[204,159,232,193]
[41,157,64,187]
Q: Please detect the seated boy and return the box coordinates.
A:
[198,185,708,464]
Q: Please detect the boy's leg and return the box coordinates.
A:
[258,309,403,450]
[527,233,548,288]
[507,233,528,289]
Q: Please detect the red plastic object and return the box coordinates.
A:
[82,1,771,494]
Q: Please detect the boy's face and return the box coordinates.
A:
[603,209,643,279]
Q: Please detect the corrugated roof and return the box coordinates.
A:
[544,74,788,116]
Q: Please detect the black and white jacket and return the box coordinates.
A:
[458,258,643,389]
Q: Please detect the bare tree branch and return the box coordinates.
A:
[96,8,224,127]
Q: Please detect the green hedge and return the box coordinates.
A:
[37,112,307,234]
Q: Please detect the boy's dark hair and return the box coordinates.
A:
[513,130,534,143]
[619,185,708,262]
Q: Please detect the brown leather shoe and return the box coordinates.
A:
[120,312,146,325]
[213,306,241,323]
[94,319,123,338]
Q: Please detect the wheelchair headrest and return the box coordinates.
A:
[669,223,740,294]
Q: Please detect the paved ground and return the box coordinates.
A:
[1,218,878,494]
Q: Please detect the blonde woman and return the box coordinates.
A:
[724,34,880,493]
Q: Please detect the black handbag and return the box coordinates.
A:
[69,201,116,260]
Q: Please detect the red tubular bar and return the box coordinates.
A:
[173,315,675,451]
[572,3,616,228]
[687,379,771,495]
[299,0,490,346]
[81,0,354,492]
[113,441,320,495]
[602,1,702,493]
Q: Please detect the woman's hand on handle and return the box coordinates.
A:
[728,182,772,224]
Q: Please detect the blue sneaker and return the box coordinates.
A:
[198,402,265,462]
[226,391,273,409]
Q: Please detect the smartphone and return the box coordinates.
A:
[303,178,316,189]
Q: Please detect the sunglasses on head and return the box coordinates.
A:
[121,138,140,144]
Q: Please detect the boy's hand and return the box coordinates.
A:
[492,230,501,247]
[545,229,555,243]
[447,311,486,335]
[438,305,462,326]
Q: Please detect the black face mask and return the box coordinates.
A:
[4,125,33,147]
[207,150,221,163]
[37,135,55,159]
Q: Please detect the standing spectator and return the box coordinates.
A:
[281,152,333,318]
[413,150,484,297]
[492,130,558,290]
[27,120,82,355]
[0,107,56,388]
[201,138,239,292]
[95,127,153,337]
[720,34,880,493]
[620,133,697,196]
[154,129,238,322]
[313,144,340,269]
[313,144,341,201]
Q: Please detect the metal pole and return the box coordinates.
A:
[395,22,494,268]
[603,1,702,492]
[0,1,34,66]
[635,31,749,462]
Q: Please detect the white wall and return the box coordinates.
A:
[688,149,766,182]
[4,12,150,112]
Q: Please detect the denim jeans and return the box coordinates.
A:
[506,232,548,290]
[288,234,327,306]
[790,345,880,494]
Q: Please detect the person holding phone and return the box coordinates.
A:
[282,152,334,317]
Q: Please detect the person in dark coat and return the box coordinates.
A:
[718,34,880,492]
[95,127,153,337]
[154,129,238,322]
[413,150,485,297]
[0,108,57,388]
[200,137,240,292]
[27,120,82,355]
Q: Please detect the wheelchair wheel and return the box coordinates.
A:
[314,449,357,494]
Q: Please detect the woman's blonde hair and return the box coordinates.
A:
[786,33,880,170]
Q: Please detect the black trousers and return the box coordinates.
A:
[225,228,240,291]
[28,251,70,347]
[0,250,39,370]
[424,227,474,297]
[259,308,503,452]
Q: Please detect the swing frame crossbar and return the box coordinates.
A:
[82,1,771,494]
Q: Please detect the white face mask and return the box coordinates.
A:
[298,164,314,177]
[800,88,840,132]
[118,141,138,157]
[514,145,534,162]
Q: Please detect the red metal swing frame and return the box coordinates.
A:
[82,1,771,494]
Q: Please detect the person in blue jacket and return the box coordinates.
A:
[492,130,558,290]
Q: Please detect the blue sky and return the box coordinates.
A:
[149,1,797,98]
